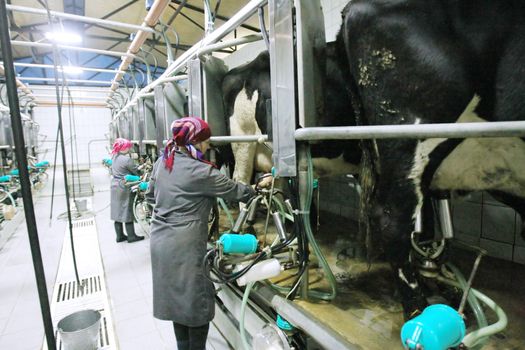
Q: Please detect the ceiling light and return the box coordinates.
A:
[44,31,82,44]
[59,66,84,75]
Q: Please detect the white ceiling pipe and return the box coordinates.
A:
[19,77,114,85]
[5,4,159,34]
[109,0,171,92]
[11,40,135,59]
[30,86,109,93]
[33,94,109,99]
[197,34,262,57]
[110,0,268,117]
[7,62,126,74]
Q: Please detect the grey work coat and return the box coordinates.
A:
[110,154,139,222]
[146,151,255,326]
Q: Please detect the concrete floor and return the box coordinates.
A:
[0,165,231,349]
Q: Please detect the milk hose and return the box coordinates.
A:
[240,281,255,350]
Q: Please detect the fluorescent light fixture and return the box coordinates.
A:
[44,31,82,44]
[58,66,84,75]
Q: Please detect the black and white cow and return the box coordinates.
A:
[221,47,361,184]
[336,0,525,317]
[221,0,525,320]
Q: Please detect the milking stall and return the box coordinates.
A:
[1,0,525,349]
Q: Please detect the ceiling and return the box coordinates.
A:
[2,0,263,88]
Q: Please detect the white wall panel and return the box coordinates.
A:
[320,0,349,42]
[34,105,111,167]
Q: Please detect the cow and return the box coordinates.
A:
[221,48,361,185]
[220,0,525,320]
[335,0,525,318]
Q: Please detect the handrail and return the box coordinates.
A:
[294,121,525,140]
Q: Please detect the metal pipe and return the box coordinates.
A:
[0,1,56,348]
[210,135,268,144]
[11,40,135,59]
[197,34,262,57]
[109,0,170,91]
[6,4,159,34]
[31,86,112,93]
[19,77,114,85]
[110,0,268,118]
[33,94,109,100]
[295,121,525,140]
[7,62,126,74]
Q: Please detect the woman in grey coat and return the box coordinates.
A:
[146,117,255,350]
[110,138,144,243]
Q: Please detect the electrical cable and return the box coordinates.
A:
[39,0,82,288]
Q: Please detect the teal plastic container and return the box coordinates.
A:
[35,161,50,167]
[219,233,258,254]
[125,174,140,182]
[401,304,465,350]
[139,181,149,191]
[0,175,11,183]
[10,169,19,176]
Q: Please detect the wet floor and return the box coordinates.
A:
[217,205,525,350]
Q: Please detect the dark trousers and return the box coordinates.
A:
[173,322,209,350]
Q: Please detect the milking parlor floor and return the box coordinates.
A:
[217,207,525,350]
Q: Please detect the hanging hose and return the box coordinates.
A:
[240,281,255,350]
[302,146,337,300]
[435,275,507,348]
[446,264,488,349]
[40,0,82,288]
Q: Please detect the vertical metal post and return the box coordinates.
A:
[137,99,146,155]
[0,1,57,349]
[269,0,296,176]
[188,59,203,118]
[154,85,166,153]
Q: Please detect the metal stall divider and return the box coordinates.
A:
[153,79,187,154]
[202,56,229,137]
[269,0,296,177]
[142,97,156,158]
[188,59,203,119]
[136,98,146,155]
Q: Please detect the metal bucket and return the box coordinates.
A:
[75,199,88,212]
[57,309,101,350]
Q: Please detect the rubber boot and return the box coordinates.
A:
[125,222,144,243]
[114,222,127,243]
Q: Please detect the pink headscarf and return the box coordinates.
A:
[163,117,213,172]
[111,138,133,155]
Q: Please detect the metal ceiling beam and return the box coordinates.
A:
[177,8,205,31]
[6,4,159,34]
[85,0,139,31]
[171,0,260,33]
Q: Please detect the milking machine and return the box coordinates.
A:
[121,160,153,235]
[401,198,508,350]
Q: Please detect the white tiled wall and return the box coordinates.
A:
[34,105,111,167]
[320,0,349,42]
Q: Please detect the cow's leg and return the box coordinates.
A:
[229,89,259,185]
[339,1,476,318]
[367,141,429,319]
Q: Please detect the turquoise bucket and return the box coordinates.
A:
[401,304,466,350]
